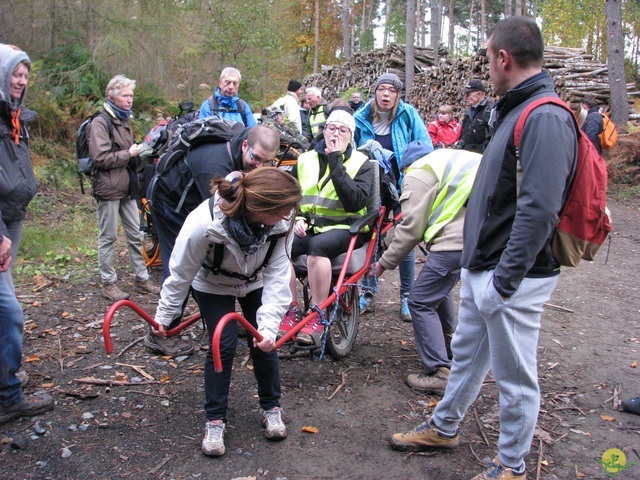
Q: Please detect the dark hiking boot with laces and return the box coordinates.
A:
[144,332,194,356]
[0,393,54,426]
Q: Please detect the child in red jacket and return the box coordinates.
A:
[428,105,461,148]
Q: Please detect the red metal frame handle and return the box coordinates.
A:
[211,312,263,372]
[102,299,202,354]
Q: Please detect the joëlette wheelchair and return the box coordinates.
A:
[102,157,399,372]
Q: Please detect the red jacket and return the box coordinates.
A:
[428,118,461,147]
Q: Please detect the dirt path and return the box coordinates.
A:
[0,196,639,480]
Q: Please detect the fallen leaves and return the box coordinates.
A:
[301,426,319,434]
[25,354,41,362]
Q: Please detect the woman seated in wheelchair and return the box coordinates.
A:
[278,109,374,348]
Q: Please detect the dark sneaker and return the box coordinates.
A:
[0,393,54,425]
[143,332,194,356]
[399,293,411,322]
[201,420,226,457]
[102,283,130,301]
[406,367,450,395]
[359,292,375,313]
[16,370,29,387]
[277,305,302,341]
[389,417,459,451]
[295,317,325,347]
[134,279,161,295]
[471,457,527,479]
[262,406,287,439]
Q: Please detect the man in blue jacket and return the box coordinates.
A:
[389,17,577,480]
[198,68,257,127]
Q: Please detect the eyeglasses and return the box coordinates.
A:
[325,124,350,136]
[248,146,274,166]
[376,86,398,94]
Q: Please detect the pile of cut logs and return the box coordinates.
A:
[305,44,637,121]
[304,43,448,102]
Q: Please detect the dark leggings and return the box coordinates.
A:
[193,287,281,422]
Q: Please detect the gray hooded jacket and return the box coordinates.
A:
[0,43,38,237]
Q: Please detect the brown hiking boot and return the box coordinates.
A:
[471,457,527,479]
[143,332,194,356]
[406,367,450,395]
[0,393,54,426]
[102,283,130,302]
[389,418,459,451]
[134,279,161,295]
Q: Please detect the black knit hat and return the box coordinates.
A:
[287,80,302,92]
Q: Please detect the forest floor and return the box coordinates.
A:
[0,185,640,480]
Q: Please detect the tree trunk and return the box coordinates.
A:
[87,0,95,51]
[430,0,441,62]
[467,0,475,54]
[49,0,58,50]
[448,0,455,53]
[383,1,392,48]
[605,0,629,124]
[342,0,351,59]
[406,0,417,96]
[314,0,319,74]
[504,0,511,17]
[480,0,486,43]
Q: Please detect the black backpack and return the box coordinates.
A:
[75,111,113,194]
[151,115,244,213]
[207,96,248,126]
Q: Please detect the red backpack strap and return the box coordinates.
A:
[513,97,577,147]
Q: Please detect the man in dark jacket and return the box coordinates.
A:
[458,79,493,153]
[389,17,577,480]
[580,95,603,154]
[146,125,278,355]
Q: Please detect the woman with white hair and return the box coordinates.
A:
[278,109,374,348]
[89,75,160,301]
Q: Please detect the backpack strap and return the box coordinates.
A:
[201,196,286,282]
[514,97,578,147]
[208,96,248,126]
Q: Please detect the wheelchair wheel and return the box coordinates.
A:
[325,285,359,359]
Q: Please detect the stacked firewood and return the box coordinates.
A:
[305,44,636,121]
[410,46,636,120]
[304,43,448,102]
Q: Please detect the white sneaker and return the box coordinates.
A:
[262,406,287,439]
[201,420,226,456]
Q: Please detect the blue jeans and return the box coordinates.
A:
[193,287,281,422]
[0,274,25,407]
[4,220,24,293]
[432,269,558,468]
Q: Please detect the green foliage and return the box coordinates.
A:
[14,196,99,280]
[540,0,606,60]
